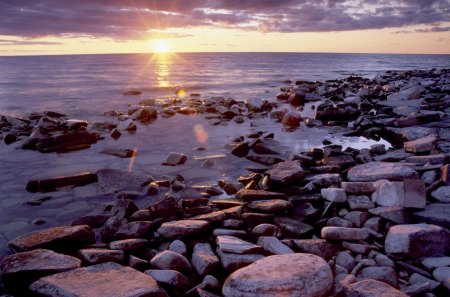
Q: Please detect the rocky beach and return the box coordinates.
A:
[1,67,450,297]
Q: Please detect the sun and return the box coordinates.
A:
[153,39,170,53]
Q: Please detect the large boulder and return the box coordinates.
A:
[222,253,333,297]
[343,279,407,297]
[347,162,419,182]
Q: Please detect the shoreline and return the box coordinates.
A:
[0,68,449,296]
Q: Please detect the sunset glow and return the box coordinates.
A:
[153,40,171,53]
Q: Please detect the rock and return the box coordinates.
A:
[321,187,347,203]
[347,195,375,210]
[222,253,333,297]
[409,273,440,291]
[99,216,127,242]
[114,221,154,240]
[150,250,191,273]
[251,224,282,238]
[131,106,157,123]
[97,169,151,194]
[169,240,187,256]
[305,173,342,187]
[109,239,148,251]
[246,98,267,112]
[404,135,437,153]
[431,186,450,203]
[71,214,110,228]
[343,279,408,297]
[100,148,136,158]
[235,189,287,202]
[422,257,450,270]
[117,118,137,132]
[328,217,354,228]
[442,164,450,185]
[347,162,419,182]
[163,152,187,166]
[246,199,291,213]
[257,236,294,255]
[321,227,369,241]
[292,239,337,260]
[336,251,356,271]
[0,249,81,293]
[123,90,142,95]
[341,182,375,195]
[281,112,301,128]
[192,243,220,276]
[29,262,167,297]
[33,130,101,153]
[77,248,124,265]
[371,180,404,207]
[357,267,398,288]
[385,223,450,258]
[266,160,305,187]
[387,86,422,100]
[26,172,97,193]
[432,267,450,291]
[344,211,370,228]
[216,235,263,254]
[148,196,183,219]
[403,179,426,208]
[412,203,450,228]
[374,254,395,268]
[8,225,94,253]
[157,220,210,239]
[111,199,139,219]
[145,269,189,290]
[369,206,408,224]
[273,216,313,237]
[323,155,356,169]
[216,248,264,272]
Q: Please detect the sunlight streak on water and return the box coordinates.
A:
[194,124,209,144]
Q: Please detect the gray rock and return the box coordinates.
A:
[8,225,94,253]
[328,217,354,228]
[251,224,282,238]
[371,180,404,207]
[403,179,426,209]
[305,173,342,187]
[111,199,139,219]
[422,257,450,270]
[321,227,369,241]
[343,279,407,297]
[422,170,438,185]
[169,240,187,256]
[336,251,356,271]
[216,235,263,254]
[157,220,210,239]
[387,86,422,101]
[321,188,347,203]
[357,266,398,288]
[144,269,189,290]
[29,262,167,297]
[347,162,419,182]
[266,160,305,187]
[409,273,440,291]
[0,249,81,293]
[150,250,191,273]
[257,236,294,255]
[431,186,450,203]
[77,248,124,265]
[433,267,450,291]
[412,203,450,228]
[385,223,450,258]
[222,253,333,297]
[191,243,220,276]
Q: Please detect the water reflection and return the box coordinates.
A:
[154,53,172,89]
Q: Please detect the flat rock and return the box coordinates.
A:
[157,220,210,239]
[144,269,189,290]
[216,235,263,254]
[385,223,450,258]
[273,216,313,237]
[26,172,97,193]
[266,160,305,187]
[404,135,437,153]
[347,162,419,182]
[344,279,407,297]
[421,257,450,270]
[321,188,347,203]
[77,248,124,265]
[431,186,450,203]
[235,189,287,202]
[109,238,148,251]
[8,225,94,253]
[321,227,369,241]
[341,182,375,194]
[246,199,292,213]
[192,243,220,276]
[0,249,81,293]
[292,239,337,260]
[369,206,408,224]
[357,266,398,288]
[29,262,167,297]
[257,236,294,255]
[412,203,450,228]
[222,253,333,297]
[97,169,151,194]
[216,248,264,272]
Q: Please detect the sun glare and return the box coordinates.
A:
[153,39,170,53]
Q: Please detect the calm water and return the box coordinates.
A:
[0,53,449,259]
[0,52,449,118]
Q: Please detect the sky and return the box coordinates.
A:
[0,0,449,55]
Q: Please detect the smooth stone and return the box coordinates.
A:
[216,235,263,254]
[385,223,450,258]
[431,186,450,203]
[8,225,94,253]
[409,273,440,291]
[144,269,189,290]
[26,172,97,193]
[412,203,450,228]
[327,217,354,228]
[266,160,305,187]
[191,243,220,276]
[222,253,333,297]
[0,249,81,293]
[321,227,369,241]
[169,240,187,256]
[343,279,408,297]
[433,267,450,291]
[235,189,287,202]
[347,162,419,182]
[77,248,124,265]
[422,257,450,270]
[257,236,294,255]
[341,182,375,194]
[150,250,191,273]
[216,248,264,272]
[163,152,187,166]
[336,251,356,271]
[321,188,347,203]
[246,199,292,213]
[29,262,167,297]
[157,220,210,239]
[357,267,398,288]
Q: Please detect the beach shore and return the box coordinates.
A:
[1,68,449,296]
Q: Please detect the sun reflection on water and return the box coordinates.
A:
[154,53,172,89]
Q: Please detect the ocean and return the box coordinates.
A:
[0,52,449,258]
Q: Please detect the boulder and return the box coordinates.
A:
[385,223,450,258]
[222,253,333,297]
[347,162,419,182]
[192,243,220,276]
[29,262,167,297]
[150,251,191,273]
[8,225,94,253]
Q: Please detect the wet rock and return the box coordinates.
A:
[111,199,138,219]
[357,267,398,288]
[404,135,437,153]
[266,160,305,187]
[8,225,94,253]
[29,262,167,297]
[163,152,187,166]
[0,249,81,293]
[385,223,450,258]
[257,236,294,255]
[26,172,97,193]
[222,253,333,297]
[344,211,370,228]
[321,227,369,241]
[321,187,347,202]
[132,107,158,123]
[77,248,124,265]
[246,199,291,213]
[231,142,250,157]
[34,130,102,153]
[4,133,17,144]
[123,90,142,95]
[150,250,191,273]
[117,118,137,132]
[192,243,220,276]
[97,168,151,194]
[343,279,407,297]
[100,148,136,158]
[178,107,197,115]
[347,162,419,182]
[281,112,301,128]
[235,189,287,202]
[145,269,189,290]
[216,235,263,254]
[157,220,210,239]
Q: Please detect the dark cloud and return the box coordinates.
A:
[0,0,448,39]
[0,39,62,46]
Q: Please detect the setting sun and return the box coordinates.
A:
[153,39,170,53]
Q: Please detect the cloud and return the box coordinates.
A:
[0,39,62,45]
[0,0,448,39]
